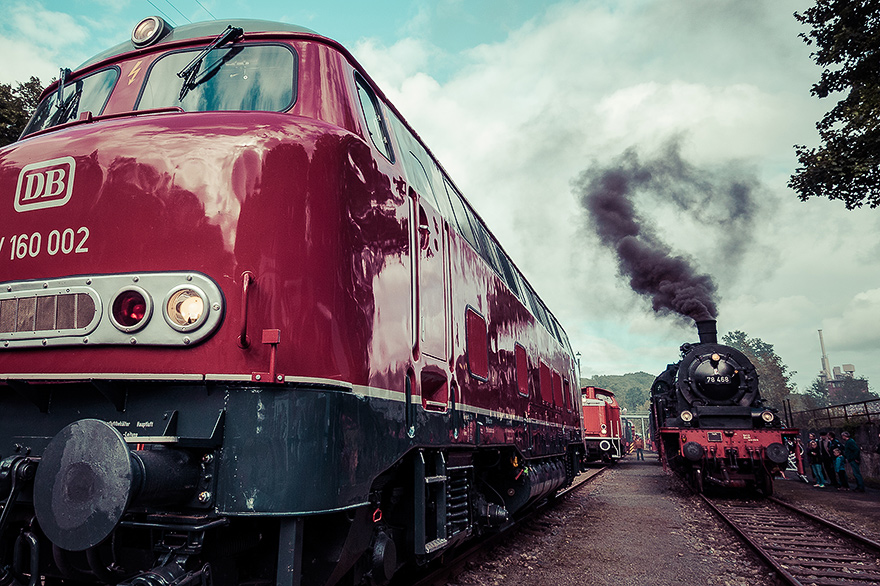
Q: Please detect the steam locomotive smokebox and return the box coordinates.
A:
[34,419,200,551]
[696,319,717,344]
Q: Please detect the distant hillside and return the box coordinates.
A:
[581,372,656,413]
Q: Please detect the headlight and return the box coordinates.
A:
[164,286,208,332]
[131,16,171,48]
[761,410,775,423]
[681,410,694,423]
[110,287,152,333]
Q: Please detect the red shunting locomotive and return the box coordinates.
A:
[650,319,802,495]
[0,17,583,586]
[580,386,625,463]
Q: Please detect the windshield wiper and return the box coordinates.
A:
[56,84,83,125]
[177,25,244,101]
[54,68,72,110]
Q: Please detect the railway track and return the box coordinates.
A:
[702,494,880,586]
[404,466,608,586]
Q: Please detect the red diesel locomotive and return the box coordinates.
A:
[650,320,802,495]
[580,386,624,462]
[0,17,583,586]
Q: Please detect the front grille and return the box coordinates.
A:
[0,293,97,335]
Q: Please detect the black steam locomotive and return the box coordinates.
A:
[650,320,800,495]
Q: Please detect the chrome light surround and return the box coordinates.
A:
[163,285,209,332]
[132,16,171,48]
[109,286,153,333]
[0,272,223,349]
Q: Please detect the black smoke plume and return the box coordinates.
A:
[574,140,759,322]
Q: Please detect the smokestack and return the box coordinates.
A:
[818,330,833,382]
[696,319,717,345]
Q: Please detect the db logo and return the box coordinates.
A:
[14,156,75,212]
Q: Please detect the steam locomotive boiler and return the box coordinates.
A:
[0,16,583,586]
[650,320,801,495]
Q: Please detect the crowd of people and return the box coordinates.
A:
[805,430,867,492]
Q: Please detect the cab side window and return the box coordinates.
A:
[355,73,394,161]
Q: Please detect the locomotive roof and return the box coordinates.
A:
[78,19,319,69]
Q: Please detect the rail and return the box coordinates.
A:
[701,494,880,586]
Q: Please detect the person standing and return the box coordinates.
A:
[833,447,850,490]
[842,431,865,492]
[828,432,843,486]
[807,438,827,487]
[820,431,838,487]
[633,435,645,461]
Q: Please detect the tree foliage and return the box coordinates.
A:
[804,377,831,408]
[721,330,796,410]
[789,0,880,209]
[580,372,655,413]
[830,376,877,404]
[0,77,43,147]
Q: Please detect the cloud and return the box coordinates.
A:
[10,4,90,47]
[0,2,98,84]
[0,36,59,84]
[823,290,880,352]
[353,36,439,90]
[5,0,875,393]
[355,0,880,392]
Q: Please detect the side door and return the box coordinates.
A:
[407,154,450,411]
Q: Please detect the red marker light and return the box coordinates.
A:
[111,289,151,331]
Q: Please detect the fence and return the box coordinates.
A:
[790,397,880,429]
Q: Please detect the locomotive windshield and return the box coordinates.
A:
[137,44,296,112]
[21,67,119,137]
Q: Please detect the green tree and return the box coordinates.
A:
[580,372,654,412]
[830,376,876,404]
[721,330,796,410]
[789,1,880,209]
[804,377,830,408]
[0,77,43,146]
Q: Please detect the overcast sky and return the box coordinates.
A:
[3,0,878,396]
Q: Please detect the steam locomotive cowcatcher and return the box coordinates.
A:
[650,320,802,495]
